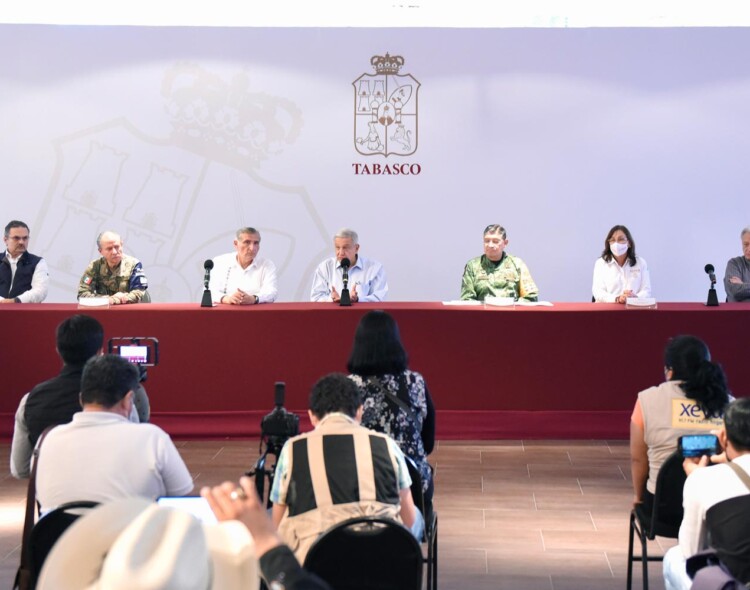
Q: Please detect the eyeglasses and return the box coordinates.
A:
[6,236,29,242]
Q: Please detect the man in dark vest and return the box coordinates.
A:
[0,220,49,303]
[269,373,423,563]
[9,314,149,478]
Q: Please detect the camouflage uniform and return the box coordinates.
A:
[78,254,148,304]
[460,253,538,301]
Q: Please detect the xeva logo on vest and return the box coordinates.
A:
[671,399,724,430]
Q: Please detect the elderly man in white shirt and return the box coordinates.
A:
[0,220,49,303]
[209,227,279,305]
[310,228,388,303]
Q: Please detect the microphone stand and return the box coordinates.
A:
[706,280,719,307]
[201,267,213,308]
[339,266,352,307]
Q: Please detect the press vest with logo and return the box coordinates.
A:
[277,415,402,562]
[0,251,42,299]
[639,380,725,494]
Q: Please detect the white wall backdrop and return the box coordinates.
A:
[1,26,747,302]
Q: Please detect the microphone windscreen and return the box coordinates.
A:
[204,259,214,270]
[341,258,351,269]
[704,264,714,274]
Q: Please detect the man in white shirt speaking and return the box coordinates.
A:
[210,227,279,305]
[310,228,388,303]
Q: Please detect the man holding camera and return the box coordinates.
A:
[269,373,422,562]
[35,355,192,511]
[10,315,149,479]
[662,398,750,590]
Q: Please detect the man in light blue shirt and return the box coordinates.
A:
[310,228,388,302]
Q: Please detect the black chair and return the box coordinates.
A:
[28,501,99,588]
[627,451,687,590]
[704,493,750,584]
[304,516,423,590]
[404,456,438,590]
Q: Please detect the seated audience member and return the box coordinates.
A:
[37,497,258,590]
[347,310,435,503]
[662,398,750,590]
[209,227,278,305]
[35,355,192,511]
[592,224,652,303]
[630,335,731,515]
[310,228,388,303]
[269,373,422,562]
[0,220,49,303]
[10,315,149,479]
[78,231,148,304]
[203,477,332,590]
[460,224,538,301]
[724,226,750,302]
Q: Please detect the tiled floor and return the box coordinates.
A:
[0,439,677,589]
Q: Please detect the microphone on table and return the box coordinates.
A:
[704,263,719,307]
[704,264,716,285]
[201,259,214,308]
[339,257,352,307]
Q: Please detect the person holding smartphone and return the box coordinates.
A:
[629,335,732,516]
[662,398,750,590]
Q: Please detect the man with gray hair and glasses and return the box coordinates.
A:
[724,226,750,302]
[0,220,49,303]
[460,224,538,302]
[310,228,388,303]
[209,227,278,305]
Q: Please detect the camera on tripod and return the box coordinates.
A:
[247,382,299,506]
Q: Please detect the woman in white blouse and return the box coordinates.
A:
[592,225,652,303]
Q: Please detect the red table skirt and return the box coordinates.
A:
[2,302,747,439]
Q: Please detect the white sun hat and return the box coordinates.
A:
[36,498,258,590]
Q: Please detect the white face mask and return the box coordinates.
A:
[610,242,629,257]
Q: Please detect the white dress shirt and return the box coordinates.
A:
[5,253,49,303]
[592,255,652,302]
[208,253,278,304]
[310,255,388,302]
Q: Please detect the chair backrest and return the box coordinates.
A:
[706,494,750,583]
[650,451,687,536]
[404,455,426,517]
[28,501,99,587]
[304,516,423,590]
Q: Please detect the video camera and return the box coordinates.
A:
[247,382,300,506]
[108,336,159,383]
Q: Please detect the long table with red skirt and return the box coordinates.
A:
[1,302,748,440]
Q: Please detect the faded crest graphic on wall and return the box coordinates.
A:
[353,54,420,157]
[36,63,327,302]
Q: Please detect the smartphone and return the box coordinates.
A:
[108,337,159,366]
[678,434,719,458]
[156,496,217,524]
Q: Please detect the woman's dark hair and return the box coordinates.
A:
[347,310,408,376]
[601,224,637,267]
[664,335,731,418]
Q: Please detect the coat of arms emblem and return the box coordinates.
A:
[353,53,420,157]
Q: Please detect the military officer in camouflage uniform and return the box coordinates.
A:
[78,231,149,304]
[460,224,539,302]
